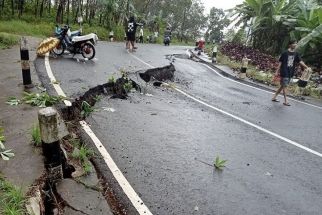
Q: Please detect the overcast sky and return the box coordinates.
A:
[202,0,244,14]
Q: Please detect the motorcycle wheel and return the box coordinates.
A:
[52,42,65,56]
[81,43,95,60]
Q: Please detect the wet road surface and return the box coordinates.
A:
[36,42,322,215]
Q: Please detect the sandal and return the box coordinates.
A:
[271,99,279,102]
[283,102,291,106]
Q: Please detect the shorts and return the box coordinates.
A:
[126,32,135,42]
[240,67,247,73]
[280,77,290,87]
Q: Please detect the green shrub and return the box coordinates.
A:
[0,33,19,49]
[0,20,53,37]
[0,176,26,214]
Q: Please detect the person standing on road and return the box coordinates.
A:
[139,26,144,43]
[212,44,218,63]
[271,40,309,106]
[240,55,250,79]
[126,16,142,51]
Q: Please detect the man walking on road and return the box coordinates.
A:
[271,40,309,106]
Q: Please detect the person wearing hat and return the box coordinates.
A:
[271,40,309,106]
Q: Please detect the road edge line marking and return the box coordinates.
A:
[44,53,153,215]
[202,64,322,110]
[130,54,322,158]
[80,121,153,215]
[44,53,72,107]
[174,87,322,158]
[128,51,154,68]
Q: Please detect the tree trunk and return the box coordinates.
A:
[85,0,89,21]
[11,0,14,16]
[40,0,45,17]
[180,9,187,42]
[56,0,64,23]
[18,0,24,18]
[35,0,39,17]
[48,0,51,14]
[66,0,69,24]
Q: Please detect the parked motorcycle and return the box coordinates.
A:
[52,25,98,60]
[55,25,82,39]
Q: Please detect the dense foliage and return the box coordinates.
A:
[229,0,322,66]
[220,42,279,72]
[0,0,211,42]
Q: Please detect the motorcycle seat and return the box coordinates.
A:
[72,33,98,44]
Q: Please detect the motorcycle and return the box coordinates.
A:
[55,25,82,38]
[164,36,171,46]
[52,25,98,60]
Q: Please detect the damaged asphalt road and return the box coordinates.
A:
[35,42,322,215]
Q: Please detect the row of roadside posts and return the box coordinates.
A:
[20,37,63,182]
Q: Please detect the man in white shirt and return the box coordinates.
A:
[139,27,144,43]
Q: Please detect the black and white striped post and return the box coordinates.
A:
[20,37,33,88]
[38,107,63,182]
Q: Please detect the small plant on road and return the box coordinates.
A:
[0,175,26,214]
[31,124,41,146]
[93,95,102,102]
[72,145,94,175]
[123,80,133,93]
[0,127,15,161]
[81,101,94,117]
[107,75,115,84]
[72,145,94,162]
[22,92,64,107]
[83,161,92,174]
[6,97,21,106]
[214,156,227,170]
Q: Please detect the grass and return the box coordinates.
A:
[0,32,20,49]
[123,81,133,93]
[107,75,116,84]
[0,19,121,41]
[0,20,53,38]
[72,145,94,175]
[81,101,95,117]
[31,124,41,146]
[83,161,92,174]
[0,175,26,215]
[72,145,94,163]
[93,95,102,102]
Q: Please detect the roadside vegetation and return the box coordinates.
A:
[0,127,15,161]
[31,124,41,147]
[0,175,26,215]
[0,32,20,49]
[6,92,65,108]
[71,139,94,175]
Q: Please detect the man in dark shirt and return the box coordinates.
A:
[271,40,308,106]
[126,16,143,51]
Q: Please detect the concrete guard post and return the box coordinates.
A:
[20,37,33,88]
[38,107,63,182]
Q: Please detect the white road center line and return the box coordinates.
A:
[129,53,322,158]
[80,121,153,215]
[202,64,322,110]
[44,53,153,215]
[44,54,72,106]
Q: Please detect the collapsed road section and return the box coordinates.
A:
[34,61,177,214]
